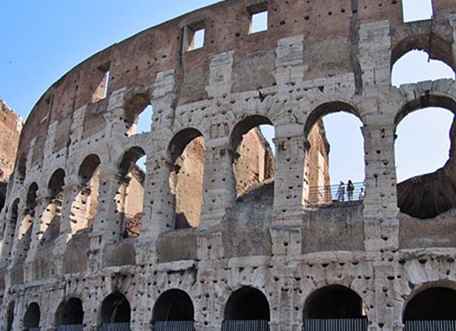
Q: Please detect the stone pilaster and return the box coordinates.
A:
[200,138,236,229]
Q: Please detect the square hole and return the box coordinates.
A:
[402,0,433,23]
[188,28,205,51]
[250,10,268,34]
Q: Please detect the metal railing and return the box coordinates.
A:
[307,182,365,207]
[152,321,195,331]
[404,321,456,331]
[99,323,131,331]
[303,319,368,331]
[56,325,83,331]
[222,320,270,331]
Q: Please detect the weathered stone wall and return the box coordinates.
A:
[2,0,456,330]
[0,100,21,182]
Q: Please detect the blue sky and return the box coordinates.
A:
[1,0,454,184]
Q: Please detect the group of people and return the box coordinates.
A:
[336,180,363,202]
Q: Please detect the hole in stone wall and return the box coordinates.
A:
[55,298,84,327]
[401,0,433,23]
[303,285,366,319]
[185,23,206,51]
[101,293,131,325]
[404,287,456,321]
[231,116,275,197]
[92,63,111,103]
[224,287,270,321]
[118,147,146,238]
[152,289,194,323]
[23,302,40,330]
[168,128,205,230]
[305,104,365,206]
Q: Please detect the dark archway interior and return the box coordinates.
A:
[24,303,40,329]
[404,287,456,321]
[168,128,203,164]
[101,293,131,323]
[6,301,15,331]
[124,93,150,126]
[304,286,364,319]
[119,147,146,178]
[224,287,270,321]
[48,169,65,197]
[26,183,38,216]
[230,115,273,152]
[79,154,101,185]
[56,298,84,325]
[153,289,194,321]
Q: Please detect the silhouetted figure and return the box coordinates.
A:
[337,181,345,202]
[347,180,355,201]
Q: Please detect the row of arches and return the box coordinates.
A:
[3,94,456,263]
[15,285,456,330]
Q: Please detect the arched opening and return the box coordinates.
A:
[24,302,40,331]
[168,129,205,229]
[16,154,27,183]
[392,50,454,87]
[117,147,146,238]
[223,287,270,331]
[395,98,456,219]
[6,301,15,331]
[2,199,19,260]
[70,154,101,233]
[55,297,84,329]
[41,169,66,244]
[304,103,365,207]
[152,289,194,330]
[303,285,367,330]
[124,93,153,136]
[230,116,275,197]
[14,183,38,262]
[404,287,456,328]
[401,0,432,23]
[100,292,131,329]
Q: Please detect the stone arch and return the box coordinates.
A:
[391,33,454,71]
[41,168,66,243]
[395,94,456,219]
[100,292,131,325]
[303,285,366,319]
[152,289,194,323]
[116,146,146,238]
[167,128,205,229]
[55,297,84,327]
[23,302,40,330]
[229,115,275,196]
[224,286,270,321]
[123,89,153,135]
[403,284,456,322]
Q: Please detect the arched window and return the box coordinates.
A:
[2,199,19,260]
[70,154,101,233]
[124,94,153,136]
[152,289,194,330]
[223,287,270,331]
[230,116,275,197]
[100,293,131,329]
[117,147,146,238]
[303,285,367,330]
[168,129,205,229]
[304,103,365,206]
[55,297,84,329]
[41,169,65,244]
[404,287,456,328]
[14,183,38,262]
[24,302,40,331]
[401,0,432,23]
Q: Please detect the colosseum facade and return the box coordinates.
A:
[1,0,456,330]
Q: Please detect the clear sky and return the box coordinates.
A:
[1,0,454,185]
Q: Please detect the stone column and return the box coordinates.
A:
[88,166,122,271]
[363,123,399,252]
[272,124,307,225]
[450,15,456,63]
[200,138,236,229]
